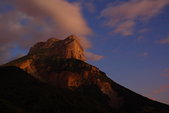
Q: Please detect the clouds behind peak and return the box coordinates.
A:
[9,0,92,43]
[0,0,94,64]
[85,51,104,61]
[101,0,169,36]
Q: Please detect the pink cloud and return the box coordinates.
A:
[138,36,145,40]
[163,68,169,73]
[101,0,169,36]
[113,20,135,36]
[85,52,104,61]
[146,84,169,104]
[157,37,169,44]
[138,28,149,34]
[9,0,92,44]
[162,73,169,77]
[148,84,169,96]
[161,68,169,77]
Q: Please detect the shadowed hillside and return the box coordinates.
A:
[0,66,112,113]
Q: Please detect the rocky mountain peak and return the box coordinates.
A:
[65,34,79,41]
[46,37,60,43]
[28,35,86,61]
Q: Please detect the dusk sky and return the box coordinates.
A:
[0,0,169,104]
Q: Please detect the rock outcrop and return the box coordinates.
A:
[28,35,86,61]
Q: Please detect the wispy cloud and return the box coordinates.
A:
[163,68,169,73]
[157,37,169,44]
[137,36,145,40]
[113,20,135,36]
[162,73,169,77]
[148,84,169,96]
[101,0,169,36]
[161,68,169,77]
[85,52,104,61]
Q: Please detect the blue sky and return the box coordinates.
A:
[0,0,169,104]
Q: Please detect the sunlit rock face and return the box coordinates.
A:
[4,35,122,107]
[28,35,86,61]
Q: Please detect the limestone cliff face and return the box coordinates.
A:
[4,35,122,107]
[28,35,86,61]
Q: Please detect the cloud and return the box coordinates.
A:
[137,36,145,40]
[0,0,96,64]
[8,0,92,46]
[113,20,135,36]
[101,0,169,36]
[157,37,169,44]
[148,84,169,96]
[146,84,169,104]
[162,73,169,77]
[85,52,104,61]
[161,68,169,77]
[163,68,169,73]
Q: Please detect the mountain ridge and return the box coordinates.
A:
[2,35,169,113]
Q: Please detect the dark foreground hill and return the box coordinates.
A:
[1,35,169,113]
[1,65,169,113]
[0,66,113,113]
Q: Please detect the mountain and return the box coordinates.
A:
[28,35,86,61]
[2,35,169,113]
